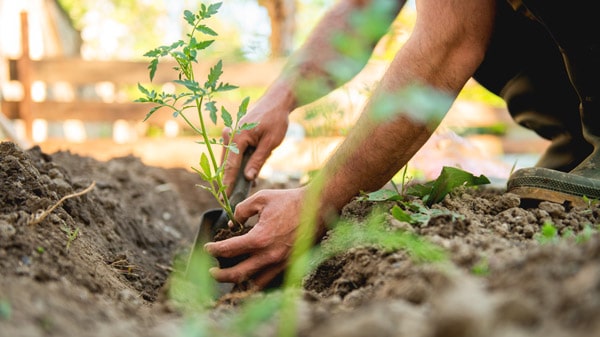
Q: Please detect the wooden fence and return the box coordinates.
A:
[0,12,283,141]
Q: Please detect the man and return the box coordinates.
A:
[205,0,599,289]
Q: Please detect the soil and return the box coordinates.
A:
[2,140,600,337]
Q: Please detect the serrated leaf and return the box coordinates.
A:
[221,106,232,128]
[137,83,150,97]
[183,94,199,105]
[197,24,218,36]
[172,50,187,61]
[183,10,196,25]
[239,122,258,132]
[192,39,215,51]
[148,58,159,81]
[169,40,184,50]
[204,2,222,18]
[206,60,223,89]
[205,101,217,124]
[173,79,200,93]
[143,105,162,121]
[216,83,237,92]
[237,97,250,119]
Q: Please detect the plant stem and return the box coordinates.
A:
[183,33,233,221]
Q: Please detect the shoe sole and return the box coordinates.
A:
[507,167,600,207]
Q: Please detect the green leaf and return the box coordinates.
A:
[239,122,258,131]
[537,222,558,244]
[143,48,161,58]
[197,24,218,36]
[362,189,402,202]
[206,60,223,89]
[183,10,196,25]
[216,83,238,92]
[174,79,201,93]
[200,2,222,19]
[404,181,434,199]
[137,83,150,97]
[391,205,412,222]
[183,94,199,106]
[205,101,217,124]
[143,105,163,122]
[169,40,184,50]
[237,97,250,120]
[228,142,239,155]
[221,106,233,128]
[192,39,215,51]
[407,167,490,206]
[192,167,210,182]
[199,152,211,179]
[148,58,159,81]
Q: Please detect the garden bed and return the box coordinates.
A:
[1,141,599,337]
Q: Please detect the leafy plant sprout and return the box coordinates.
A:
[136,2,256,226]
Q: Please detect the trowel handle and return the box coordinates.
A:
[229,146,256,210]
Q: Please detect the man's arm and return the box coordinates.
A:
[316,0,498,215]
[224,0,405,190]
[208,0,497,288]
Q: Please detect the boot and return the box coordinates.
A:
[507,101,600,207]
[506,0,600,206]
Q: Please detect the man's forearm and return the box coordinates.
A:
[314,0,496,217]
[273,0,404,109]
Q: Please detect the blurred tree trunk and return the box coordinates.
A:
[258,0,296,57]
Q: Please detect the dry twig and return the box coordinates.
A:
[28,181,96,226]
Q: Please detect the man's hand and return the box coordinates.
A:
[204,187,318,289]
[222,90,292,195]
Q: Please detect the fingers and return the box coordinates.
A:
[245,143,271,181]
[204,230,265,258]
[208,248,287,284]
[253,262,287,289]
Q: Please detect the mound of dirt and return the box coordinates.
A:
[1,141,600,337]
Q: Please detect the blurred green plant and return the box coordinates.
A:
[0,299,11,320]
[471,257,490,276]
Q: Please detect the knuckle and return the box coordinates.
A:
[263,249,284,264]
[252,232,272,249]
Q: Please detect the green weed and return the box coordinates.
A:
[537,222,559,244]
[360,166,490,207]
[471,257,490,276]
[536,221,599,245]
[60,225,80,253]
[315,209,447,265]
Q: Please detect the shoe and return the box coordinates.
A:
[507,167,600,207]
